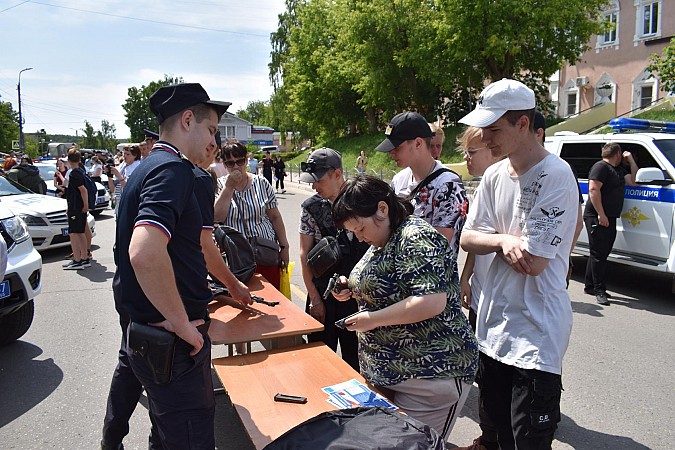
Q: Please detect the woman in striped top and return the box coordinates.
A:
[214,140,290,288]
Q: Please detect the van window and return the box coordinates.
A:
[559,142,604,179]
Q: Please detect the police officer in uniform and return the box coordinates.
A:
[107,82,229,449]
[298,148,369,370]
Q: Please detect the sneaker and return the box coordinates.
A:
[453,437,489,450]
[81,258,91,268]
[596,292,610,305]
[584,287,613,298]
[63,260,86,270]
[281,189,286,193]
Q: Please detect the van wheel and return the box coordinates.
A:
[0,300,34,346]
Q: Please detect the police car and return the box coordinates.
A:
[544,118,675,289]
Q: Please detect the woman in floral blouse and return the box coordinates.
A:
[332,174,478,441]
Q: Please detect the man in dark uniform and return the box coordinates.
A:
[261,151,274,185]
[584,142,637,305]
[104,82,229,450]
[298,148,369,370]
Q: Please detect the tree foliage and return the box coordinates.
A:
[270,0,608,136]
[122,75,183,141]
[0,99,19,152]
[648,38,675,95]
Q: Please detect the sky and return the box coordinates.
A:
[0,0,287,138]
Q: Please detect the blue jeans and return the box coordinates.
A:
[128,333,215,450]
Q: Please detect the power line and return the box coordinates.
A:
[22,1,271,37]
[0,1,29,14]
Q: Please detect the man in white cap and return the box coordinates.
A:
[458,79,578,450]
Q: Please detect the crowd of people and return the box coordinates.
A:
[86,79,639,450]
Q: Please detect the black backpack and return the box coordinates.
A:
[76,167,97,210]
[212,225,256,284]
[264,407,446,450]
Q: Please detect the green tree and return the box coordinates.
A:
[80,121,97,149]
[98,119,117,151]
[236,100,270,125]
[122,75,183,141]
[648,38,675,94]
[0,99,19,152]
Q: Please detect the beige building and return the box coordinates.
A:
[555,0,673,119]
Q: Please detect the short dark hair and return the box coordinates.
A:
[126,145,141,161]
[332,175,412,232]
[67,148,81,163]
[160,103,215,130]
[502,108,535,132]
[221,140,247,160]
[601,142,622,159]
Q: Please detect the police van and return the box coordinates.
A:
[544,118,675,289]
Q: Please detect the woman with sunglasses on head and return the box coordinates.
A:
[331,175,478,441]
[214,140,290,288]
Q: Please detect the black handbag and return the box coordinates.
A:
[127,322,177,385]
[250,236,281,266]
[213,226,257,283]
[306,235,343,278]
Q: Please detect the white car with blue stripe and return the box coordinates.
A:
[545,118,675,288]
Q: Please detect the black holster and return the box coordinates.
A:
[128,322,177,385]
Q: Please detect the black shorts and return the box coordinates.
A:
[68,210,86,234]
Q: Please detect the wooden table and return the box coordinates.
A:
[208,273,323,351]
[212,342,384,449]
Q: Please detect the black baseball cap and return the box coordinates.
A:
[375,111,435,152]
[149,83,231,124]
[144,129,159,140]
[300,148,342,183]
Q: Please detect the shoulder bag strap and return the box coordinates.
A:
[405,168,451,201]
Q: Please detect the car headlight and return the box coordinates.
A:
[2,216,30,243]
[19,214,48,226]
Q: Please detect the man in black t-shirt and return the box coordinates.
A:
[261,151,274,185]
[102,83,230,450]
[583,142,638,305]
[62,148,90,270]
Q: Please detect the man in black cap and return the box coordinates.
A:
[102,82,229,450]
[298,148,369,370]
[143,129,159,158]
[378,111,467,267]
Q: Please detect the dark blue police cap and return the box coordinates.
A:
[149,83,231,124]
[144,129,159,140]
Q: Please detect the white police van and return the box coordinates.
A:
[544,118,675,290]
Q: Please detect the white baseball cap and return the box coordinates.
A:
[459,79,535,127]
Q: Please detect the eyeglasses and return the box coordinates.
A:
[224,158,247,168]
[463,146,488,158]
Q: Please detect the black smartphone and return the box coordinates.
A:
[274,393,307,404]
[334,310,363,329]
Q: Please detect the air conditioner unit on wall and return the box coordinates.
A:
[575,76,590,87]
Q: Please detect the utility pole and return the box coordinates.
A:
[17,67,33,153]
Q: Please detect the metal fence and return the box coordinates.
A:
[286,163,398,184]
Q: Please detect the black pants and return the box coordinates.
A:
[468,309,499,444]
[306,294,359,371]
[263,171,273,186]
[275,176,285,190]
[479,353,562,450]
[584,217,617,294]
[128,331,215,449]
[102,313,143,448]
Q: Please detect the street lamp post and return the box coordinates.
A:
[17,67,33,153]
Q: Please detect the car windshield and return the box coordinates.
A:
[0,175,33,196]
[654,140,675,169]
[36,164,56,181]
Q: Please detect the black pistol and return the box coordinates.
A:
[323,273,348,300]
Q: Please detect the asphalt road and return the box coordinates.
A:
[0,178,673,449]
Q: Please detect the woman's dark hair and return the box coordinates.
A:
[126,145,141,161]
[332,175,412,231]
[221,140,247,160]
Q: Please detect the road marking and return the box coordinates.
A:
[291,283,306,300]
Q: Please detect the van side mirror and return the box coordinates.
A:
[635,167,671,185]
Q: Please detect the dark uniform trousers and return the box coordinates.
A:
[584,217,617,294]
[102,313,144,448]
[126,327,215,450]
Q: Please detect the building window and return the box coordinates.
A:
[600,12,618,45]
[566,92,578,116]
[642,2,658,35]
[222,126,236,138]
[640,85,654,108]
[635,0,661,41]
